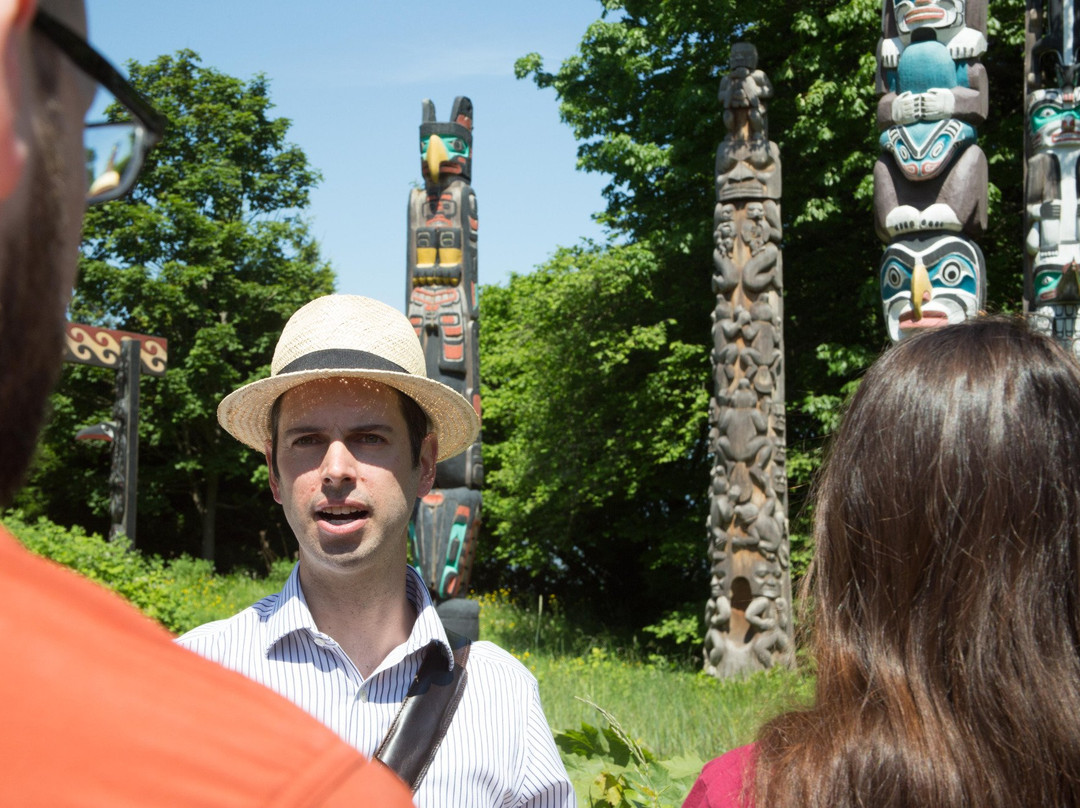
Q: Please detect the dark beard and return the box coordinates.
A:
[0,114,67,506]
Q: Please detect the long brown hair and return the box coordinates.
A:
[756,317,1080,807]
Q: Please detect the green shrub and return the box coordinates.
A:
[2,512,291,634]
[4,512,189,630]
[556,700,705,807]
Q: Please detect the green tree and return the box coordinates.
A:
[17,51,333,565]
[478,0,1029,627]
[477,243,710,624]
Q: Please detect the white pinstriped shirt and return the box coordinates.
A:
[177,565,574,808]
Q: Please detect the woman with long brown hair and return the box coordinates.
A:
[685,317,1080,808]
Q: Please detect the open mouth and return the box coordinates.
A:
[316,504,370,527]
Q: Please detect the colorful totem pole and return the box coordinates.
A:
[1025,0,1080,355]
[406,96,482,603]
[874,0,989,342]
[704,43,794,678]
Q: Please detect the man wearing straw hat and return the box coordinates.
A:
[179,293,574,807]
[0,1,412,804]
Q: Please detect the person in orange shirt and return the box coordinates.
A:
[0,1,412,804]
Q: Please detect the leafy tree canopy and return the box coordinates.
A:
[17,51,333,566]
[476,243,709,624]
[481,0,1027,627]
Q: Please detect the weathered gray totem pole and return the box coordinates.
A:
[1025,0,1080,355]
[874,0,989,341]
[704,43,794,677]
[406,96,483,603]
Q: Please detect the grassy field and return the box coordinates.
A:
[476,589,812,762]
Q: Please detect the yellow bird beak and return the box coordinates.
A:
[426,134,449,182]
[910,263,932,320]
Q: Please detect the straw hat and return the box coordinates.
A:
[217,295,480,461]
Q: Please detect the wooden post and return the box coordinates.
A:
[64,322,167,546]
[704,43,794,677]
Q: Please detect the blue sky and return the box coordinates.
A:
[87,1,613,312]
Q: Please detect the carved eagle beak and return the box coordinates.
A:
[910,262,932,319]
[426,134,449,182]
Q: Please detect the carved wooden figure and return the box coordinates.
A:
[1025,0,1080,357]
[406,96,483,600]
[704,43,794,678]
[874,0,989,341]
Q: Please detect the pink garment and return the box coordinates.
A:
[683,744,756,808]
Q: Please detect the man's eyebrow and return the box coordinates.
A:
[281,422,396,437]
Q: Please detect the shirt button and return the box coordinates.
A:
[357,688,369,703]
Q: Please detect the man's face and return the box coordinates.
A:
[0,0,94,504]
[267,378,437,580]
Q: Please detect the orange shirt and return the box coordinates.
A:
[0,527,413,807]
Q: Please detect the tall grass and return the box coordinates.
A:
[478,588,812,761]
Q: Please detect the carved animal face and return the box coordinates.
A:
[880,233,985,342]
[420,130,471,183]
[882,120,975,180]
[1029,89,1080,152]
[892,0,963,38]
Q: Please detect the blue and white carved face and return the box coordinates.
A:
[1028,89,1080,152]
[880,234,985,342]
[892,0,963,38]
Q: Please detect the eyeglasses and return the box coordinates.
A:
[32,10,166,205]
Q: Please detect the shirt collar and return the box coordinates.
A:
[403,565,456,671]
[263,563,457,671]
[263,563,318,655]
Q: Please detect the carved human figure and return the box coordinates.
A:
[747,496,785,562]
[712,203,738,292]
[718,42,773,134]
[711,300,745,371]
[740,300,781,396]
[878,0,988,73]
[1026,87,1080,305]
[874,0,988,240]
[745,561,781,629]
[879,232,986,342]
[717,379,770,465]
[716,43,781,204]
[749,594,792,669]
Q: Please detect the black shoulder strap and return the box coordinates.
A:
[374,629,471,791]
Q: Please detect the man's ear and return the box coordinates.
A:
[417,433,437,497]
[0,0,35,201]
[265,445,282,504]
